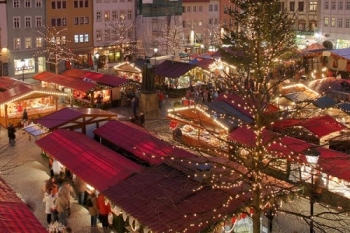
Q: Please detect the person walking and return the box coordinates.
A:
[97,193,111,229]
[58,182,74,218]
[131,97,138,117]
[96,94,103,109]
[157,90,164,110]
[43,188,55,225]
[56,191,69,226]
[22,108,28,127]
[7,124,16,146]
[74,176,87,205]
[87,192,99,227]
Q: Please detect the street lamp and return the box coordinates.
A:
[154,48,158,66]
[305,148,320,233]
[94,51,100,72]
[20,58,25,81]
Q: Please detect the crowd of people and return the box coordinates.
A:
[42,160,115,231]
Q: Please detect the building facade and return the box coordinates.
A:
[182,0,221,54]
[318,0,350,49]
[93,0,136,67]
[0,0,8,77]
[6,0,46,79]
[46,0,94,72]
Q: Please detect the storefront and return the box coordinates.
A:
[0,80,66,127]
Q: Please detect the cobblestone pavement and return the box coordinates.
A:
[1,97,350,233]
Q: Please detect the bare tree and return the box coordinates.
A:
[154,15,185,56]
[34,26,76,74]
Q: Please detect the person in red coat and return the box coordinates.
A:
[97,193,111,229]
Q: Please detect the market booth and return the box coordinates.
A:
[23,107,117,139]
[271,115,346,146]
[0,176,47,233]
[229,126,350,199]
[33,71,97,106]
[154,60,197,97]
[94,120,197,165]
[0,80,66,127]
[167,105,236,156]
[114,62,142,82]
[35,129,143,192]
[62,69,129,107]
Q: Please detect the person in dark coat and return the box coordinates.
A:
[7,124,16,146]
[139,112,145,127]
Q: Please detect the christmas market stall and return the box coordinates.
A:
[0,78,66,127]
[35,129,143,193]
[33,71,97,106]
[0,176,47,233]
[23,107,117,139]
[154,60,197,97]
[229,126,350,200]
[94,120,197,166]
[62,69,129,107]
[167,105,236,156]
[113,61,142,83]
[271,115,346,146]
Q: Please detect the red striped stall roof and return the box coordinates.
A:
[94,120,197,165]
[0,176,47,233]
[36,129,143,192]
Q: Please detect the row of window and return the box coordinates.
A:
[96,29,131,41]
[96,10,133,21]
[182,18,219,28]
[52,0,89,9]
[182,4,219,13]
[324,17,350,28]
[324,0,350,10]
[96,0,132,2]
[13,16,42,28]
[13,0,42,8]
[280,1,317,12]
[13,34,89,50]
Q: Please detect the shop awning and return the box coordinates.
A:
[34,107,117,130]
[272,115,346,138]
[103,164,251,233]
[62,69,129,87]
[228,126,312,161]
[0,177,47,233]
[0,77,25,91]
[114,62,141,73]
[207,100,254,124]
[94,120,197,165]
[23,122,48,137]
[155,60,196,78]
[215,93,254,118]
[33,72,96,92]
[313,95,337,108]
[167,105,236,133]
[35,129,143,192]
[337,102,350,113]
[284,92,317,102]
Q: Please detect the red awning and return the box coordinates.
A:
[0,177,47,233]
[0,84,33,104]
[94,120,197,165]
[33,72,96,92]
[155,60,196,78]
[301,115,346,138]
[229,126,350,182]
[35,129,143,192]
[34,107,117,130]
[103,164,251,233]
[215,93,254,118]
[228,126,313,161]
[317,147,350,182]
[272,115,346,138]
